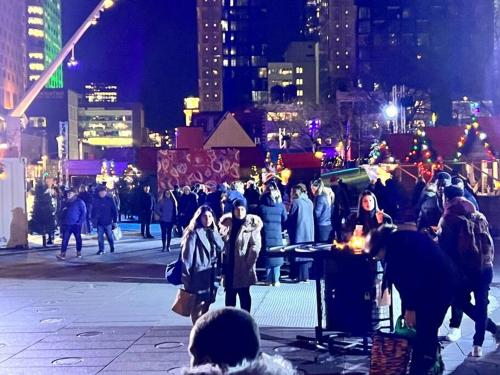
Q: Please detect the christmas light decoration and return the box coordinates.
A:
[368,140,392,165]
[453,116,496,161]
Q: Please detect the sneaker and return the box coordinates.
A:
[446,327,462,342]
[273,281,281,287]
[110,249,115,253]
[56,254,66,261]
[165,246,170,252]
[76,252,82,258]
[146,235,154,239]
[96,250,105,255]
[468,345,482,357]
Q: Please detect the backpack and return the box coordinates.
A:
[457,212,494,274]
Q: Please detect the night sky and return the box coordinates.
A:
[62,0,198,131]
[62,0,303,131]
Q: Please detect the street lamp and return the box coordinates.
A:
[384,102,398,119]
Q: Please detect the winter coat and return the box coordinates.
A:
[287,195,314,245]
[219,213,263,289]
[437,197,493,273]
[313,193,332,227]
[91,196,118,226]
[182,227,224,296]
[348,210,393,236]
[417,193,443,231]
[244,187,261,214]
[182,353,297,375]
[383,230,458,312]
[156,197,177,223]
[206,190,225,219]
[224,190,247,214]
[258,194,288,268]
[138,191,155,216]
[179,193,199,227]
[60,198,87,226]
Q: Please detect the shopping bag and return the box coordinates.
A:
[165,256,183,285]
[370,316,414,375]
[112,226,123,241]
[171,288,196,317]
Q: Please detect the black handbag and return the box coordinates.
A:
[165,254,182,285]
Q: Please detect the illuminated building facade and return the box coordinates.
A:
[285,41,320,105]
[184,97,200,126]
[78,103,144,148]
[26,0,63,88]
[197,0,224,112]
[0,0,27,110]
[84,83,118,103]
[222,0,269,107]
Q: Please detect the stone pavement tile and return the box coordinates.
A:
[0,356,115,368]
[143,329,193,338]
[450,359,500,374]
[131,336,192,346]
[0,333,47,346]
[0,344,28,356]
[29,340,135,350]
[101,372,175,375]
[101,359,182,372]
[11,349,126,359]
[56,327,150,335]
[113,352,190,363]
[0,367,102,375]
[40,333,144,343]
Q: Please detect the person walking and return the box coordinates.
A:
[417,172,451,234]
[258,182,287,286]
[57,188,86,260]
[437,185,498,356]
[219,199,263,313]
[368,226,458,375]
[287,184,314,282]
[91,186,118,255]
[139,185,155,239]
[348,190,392,236]
[181,205,224,324]
[156,189,178,252]
[178,186,199,232]
[78,185,93,234]
[310,179,333,242]
[332,179,350,241]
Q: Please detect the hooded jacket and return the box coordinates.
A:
[219,213,263,289]
[182,354,296,375]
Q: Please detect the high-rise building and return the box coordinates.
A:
[222,0,269,107]
[328,0,357,89]
[285,41,320,104]
[197,0,224,112]
[84,83,118,103]
[26,0,63,89]
[0,0,27,111]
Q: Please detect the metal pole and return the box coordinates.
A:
[10,0,113,118]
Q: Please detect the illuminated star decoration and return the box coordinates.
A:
[454,115,496,161]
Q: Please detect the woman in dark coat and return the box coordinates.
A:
[181,205,224,324]
[156,190,178,252]
[258,183,288,286]
[310,179,333,242]
[348,190,392,236]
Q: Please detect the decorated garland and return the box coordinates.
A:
[453,116,496,161]
[368,140,392,165]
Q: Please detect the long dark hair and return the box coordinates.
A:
[161,189,178,208]
[181,205,218,248]
[357,190,380,216]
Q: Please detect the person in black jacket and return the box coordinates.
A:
[257,183,287,286]
[347,190,392,236]
[416,172,451,234]
[368,226,458,375]
[139,185,155,239]
[92,186,118,255]
[57,189,87,260]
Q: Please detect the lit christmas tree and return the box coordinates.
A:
[405,126,441,180]
[276,153,284,172]
[454,116,496,161]
[368,140,392,165]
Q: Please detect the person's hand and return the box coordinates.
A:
[376,209,385,224]
[404,310,416,329]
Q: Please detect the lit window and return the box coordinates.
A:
[336,37,340,42]
[29,75,40,81]
[28,17,43,25]
[336,65,340,70]
[296,78,303,85]
[27,6,43,15]
[336,51,340,56]
[345,51,349,55]
[29,63,45,71]
[28,28,44,38]
[345,24,349,28]
[223,59,229,67]
[295,67,303,74]
[336,24,340,28]
[297,90,304,97]
[345,65,349,69]
[29,52,44,60]
[345,10,349,14]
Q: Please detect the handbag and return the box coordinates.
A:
[171,288,196,317]
[112,226,122,241]
[370,316,415,375]
[165,254,183,285]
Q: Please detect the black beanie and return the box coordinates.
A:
[444,185,464,200]
[233,199,246,208]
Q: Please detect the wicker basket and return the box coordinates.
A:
[370,330,412,375]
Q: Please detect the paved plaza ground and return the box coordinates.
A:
[0,223,499,374]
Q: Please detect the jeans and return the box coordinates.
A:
[225,287,252,312]
[266,266,281,284]
[452,267,496,346]
[61,224,82,254]
[315,224,332,243]
[140,212,152,236]
[159,221,174,248]
[97,224,114,252]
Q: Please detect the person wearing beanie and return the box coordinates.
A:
[452,176,479,210]
[416,171,451,234]
[219,199,263,312]
[437,185,498,356]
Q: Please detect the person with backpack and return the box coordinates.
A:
[437,185,498,357]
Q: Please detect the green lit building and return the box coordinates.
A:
[26,0,63,89]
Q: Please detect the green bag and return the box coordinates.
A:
[394,316,417,339]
